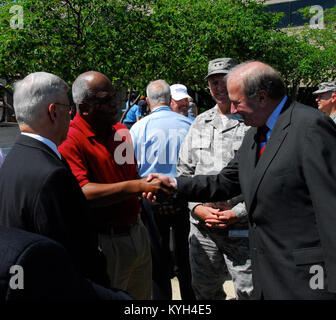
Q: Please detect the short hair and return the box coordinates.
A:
[72,75,92,105]
[146,80,171,106]
[14,72,69,126]
[229,61,286,100]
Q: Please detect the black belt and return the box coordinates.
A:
[98,220,138,235]
[152,201,187,216]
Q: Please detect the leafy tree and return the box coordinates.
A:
[297,4,336,86]
[0,0,332,106]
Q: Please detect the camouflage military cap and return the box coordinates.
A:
[205,58,238,80]
[313,81,336,95]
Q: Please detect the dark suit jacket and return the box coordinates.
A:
[0,226,132,300]
[177,99,336,299]
[0,135,108,286]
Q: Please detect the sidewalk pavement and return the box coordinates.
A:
[171,278,236,300]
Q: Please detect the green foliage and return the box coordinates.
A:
[0,0,334,100]
[297,4,336,87]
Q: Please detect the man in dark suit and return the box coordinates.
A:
[147,61,336,299]
[0,72,108,286]
[0,226,132,300]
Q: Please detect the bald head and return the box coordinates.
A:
[72,71,118,129]
[227,61,286,127]
[72,71,112,105]
[228,61,286,101]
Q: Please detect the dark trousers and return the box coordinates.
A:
[141,200,195,300]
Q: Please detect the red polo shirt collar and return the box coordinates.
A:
[71,113,117,138]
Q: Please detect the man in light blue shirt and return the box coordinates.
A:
[130,81,192,178]
[130,79,195,300]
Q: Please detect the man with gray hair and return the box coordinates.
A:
[130,80,195,300]
[313,81,336,123]
[0,72,109,286]
[59,72,174,300]
[147,61,336,299]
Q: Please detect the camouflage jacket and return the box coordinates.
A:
[177,105,250,225]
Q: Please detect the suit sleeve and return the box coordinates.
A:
[302,116,336,292]
[176,149,241,202]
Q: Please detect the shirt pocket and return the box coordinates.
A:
[191,133,213,167]
[191,133,211,149]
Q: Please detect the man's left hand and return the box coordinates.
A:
[205,210,239,228]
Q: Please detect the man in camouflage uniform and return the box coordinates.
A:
[177,58,253,300]
[313,81,336,123]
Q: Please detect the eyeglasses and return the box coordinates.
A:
[55,103,73,115]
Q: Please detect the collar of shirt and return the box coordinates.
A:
[215,104,244,122]
[150,105,171,114]
[71,113,118,139]
[209,105,244,132]
[21,132,62,159]
[265,95,288,141]
[71,113,96,138]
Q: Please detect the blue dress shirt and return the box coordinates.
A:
[130,105,192,177]
[265,96,288,142]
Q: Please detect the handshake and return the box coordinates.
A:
[139,174,239,229]
[140,173,177,203]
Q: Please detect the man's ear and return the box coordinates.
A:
[170,97,175,107]
[331,92,336,103]
[48,103,57,121]
[146,97,151,108]
[258,90,267,106]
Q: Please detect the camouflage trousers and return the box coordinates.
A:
[189,222,253,300]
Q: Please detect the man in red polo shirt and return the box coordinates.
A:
[59,71,174,300]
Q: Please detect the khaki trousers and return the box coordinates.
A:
[98,218,152,300]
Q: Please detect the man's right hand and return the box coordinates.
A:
[142,173,177,202]
[139,177,176,194]
[146,173,177,187]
